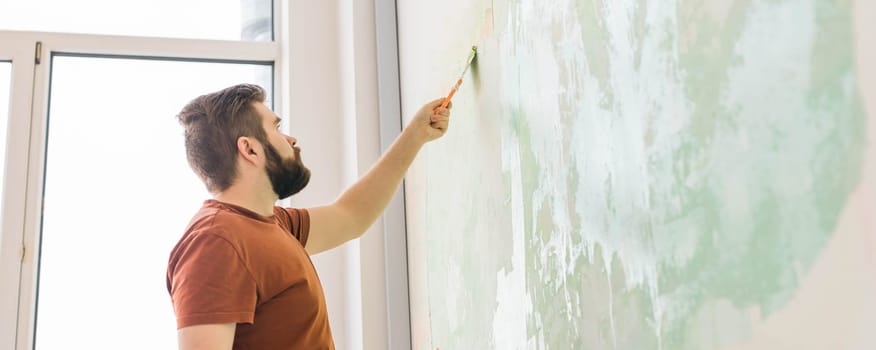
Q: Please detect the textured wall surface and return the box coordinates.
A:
[399,0,876,349]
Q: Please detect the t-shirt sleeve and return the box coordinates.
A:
[278,207,310,247]
[168,233,258,329]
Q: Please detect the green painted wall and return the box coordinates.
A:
[400,0,870,349]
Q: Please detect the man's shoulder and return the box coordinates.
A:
[273,207,310,243]
[273,206,307,223]
[188,201,265,233]
[169,205,237,259]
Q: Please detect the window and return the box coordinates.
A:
[33,56,271,349]
[0,0,273,41]
[0,3,280,349]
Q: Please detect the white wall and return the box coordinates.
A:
[283,1,387,349]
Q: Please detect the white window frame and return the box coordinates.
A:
[0,31,39,350]
[374,0,411,349]
[0,2,285,348]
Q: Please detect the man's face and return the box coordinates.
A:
[253,102,310,199]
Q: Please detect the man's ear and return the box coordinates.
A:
[236,136,262,164]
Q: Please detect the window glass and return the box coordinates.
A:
[0,0,272,41]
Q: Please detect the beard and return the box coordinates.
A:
[263,142,311,199]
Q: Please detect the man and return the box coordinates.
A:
[166,84,451,349]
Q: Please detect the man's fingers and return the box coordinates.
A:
[431,111,449,120]
[430,120,449,131]
[430,114,450,123]
[432,106,451,118]
[427,98,446,110]
[427,98,453,113]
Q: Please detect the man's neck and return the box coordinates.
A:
[214,183,278,217]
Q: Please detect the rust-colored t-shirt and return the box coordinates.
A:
[166,199,334,349]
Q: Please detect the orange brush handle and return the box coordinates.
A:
[437,78,463,113]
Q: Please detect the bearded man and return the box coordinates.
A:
[166,84,451,349]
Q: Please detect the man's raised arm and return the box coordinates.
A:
[305,98,452,254]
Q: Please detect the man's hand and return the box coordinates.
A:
[405,98,452,144]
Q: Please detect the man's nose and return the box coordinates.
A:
[286,135,297,146]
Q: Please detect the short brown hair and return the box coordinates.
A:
[177,84,269,193]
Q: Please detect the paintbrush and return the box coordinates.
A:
[434,8,493,114]
[436,46,478,114]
